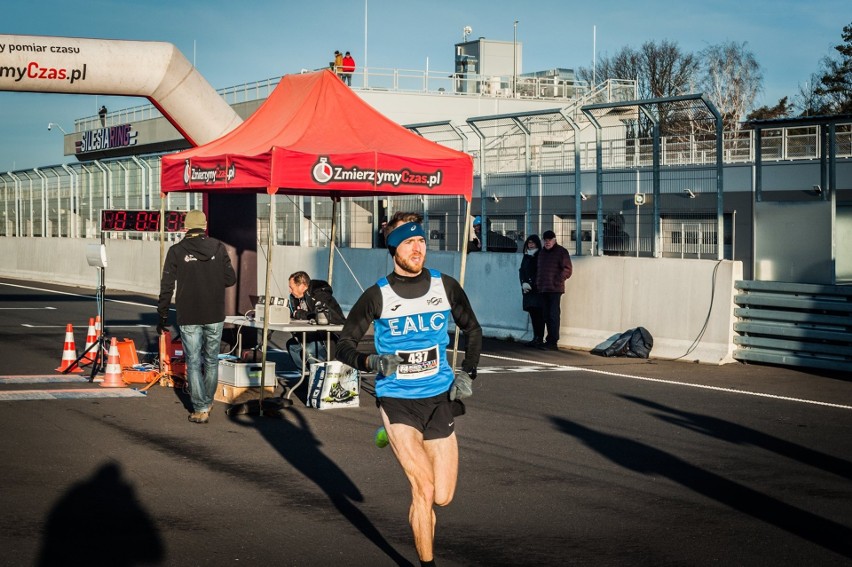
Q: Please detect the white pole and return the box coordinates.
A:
[593,25,596,86]
[364,0,368,88]
[513,20,518,97]
[636,170,640,257]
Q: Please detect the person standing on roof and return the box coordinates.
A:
[157,210,236,424]
[341,51,356,86]
[333,50,343,78]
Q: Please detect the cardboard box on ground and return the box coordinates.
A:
[215,384,276,404]
[215,360,278,404]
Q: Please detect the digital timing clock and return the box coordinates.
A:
[100,210,188,233]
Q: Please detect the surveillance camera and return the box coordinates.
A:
[47,123,52,131]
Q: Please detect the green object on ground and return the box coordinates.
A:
[374,426,389,448]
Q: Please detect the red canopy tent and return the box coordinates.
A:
[159,70,474,408]
[161,69,472,198]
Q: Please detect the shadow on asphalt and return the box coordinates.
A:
[37,461,165,567]
[226,408,413,567]
[622,395,852,481]
[550,416,852,560]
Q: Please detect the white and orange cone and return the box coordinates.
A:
[81,317,98,365]
[100,337,126,388]
[56,323,83,373]
[94,315,102,340]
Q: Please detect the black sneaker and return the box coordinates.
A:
[524,338,543,347]
[542,342,559,351]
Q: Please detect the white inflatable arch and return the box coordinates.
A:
[0,34,242,145]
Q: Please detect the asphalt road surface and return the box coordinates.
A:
[1,277,850,566]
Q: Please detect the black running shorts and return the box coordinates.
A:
[378,393,455,440]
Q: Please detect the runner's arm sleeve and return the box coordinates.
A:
[334,285,382,372]
[442,274,482,373]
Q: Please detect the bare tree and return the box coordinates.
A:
[793,74,826,116]
[643,40,698,99]
[578,40,697,99]
[696,41,763,130]
[577,40,699,136]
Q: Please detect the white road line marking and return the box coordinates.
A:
[0,306,57,310]
[0,375,91,384]
[479,352,852,410]
[21,324,150,328]
[0,282,157,310]
[0,389,146,401]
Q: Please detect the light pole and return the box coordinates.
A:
[513,20,518,97]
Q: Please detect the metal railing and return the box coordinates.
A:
[74,67,604,131]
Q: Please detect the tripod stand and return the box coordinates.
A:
[66,243,109,381]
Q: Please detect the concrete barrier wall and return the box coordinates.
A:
[0,238,740,364]
[1,238,161,294]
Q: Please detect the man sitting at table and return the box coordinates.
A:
[286,271,346,369]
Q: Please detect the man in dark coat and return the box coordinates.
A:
[535,230,573,350]
[158,210,237,423]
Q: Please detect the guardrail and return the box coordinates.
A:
[733,280,852,371]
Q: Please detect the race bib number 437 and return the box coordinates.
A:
[395,346,439,379]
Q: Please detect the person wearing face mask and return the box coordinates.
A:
[518,234,545,348]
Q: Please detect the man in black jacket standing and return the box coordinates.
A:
[158,210,236,423]
[536,230,573,350]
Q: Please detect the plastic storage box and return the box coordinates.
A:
[217,360,277,387]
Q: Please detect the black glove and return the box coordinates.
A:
[367,353,404,376]
[156,317,169,335]
[450,369,474,401]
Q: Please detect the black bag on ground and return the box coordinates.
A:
[591,327,653,358]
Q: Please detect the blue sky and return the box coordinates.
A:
[1,0,847,171]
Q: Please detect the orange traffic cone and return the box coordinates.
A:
[100,337,126,388]
[81,317,98,365]
[56,323,83,373]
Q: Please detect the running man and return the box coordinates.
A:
[335,211,482,567]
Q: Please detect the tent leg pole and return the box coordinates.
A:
[159,194,165,272]
[328,196,339,286]
[451,199,473,372]
[259,196,275,415]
